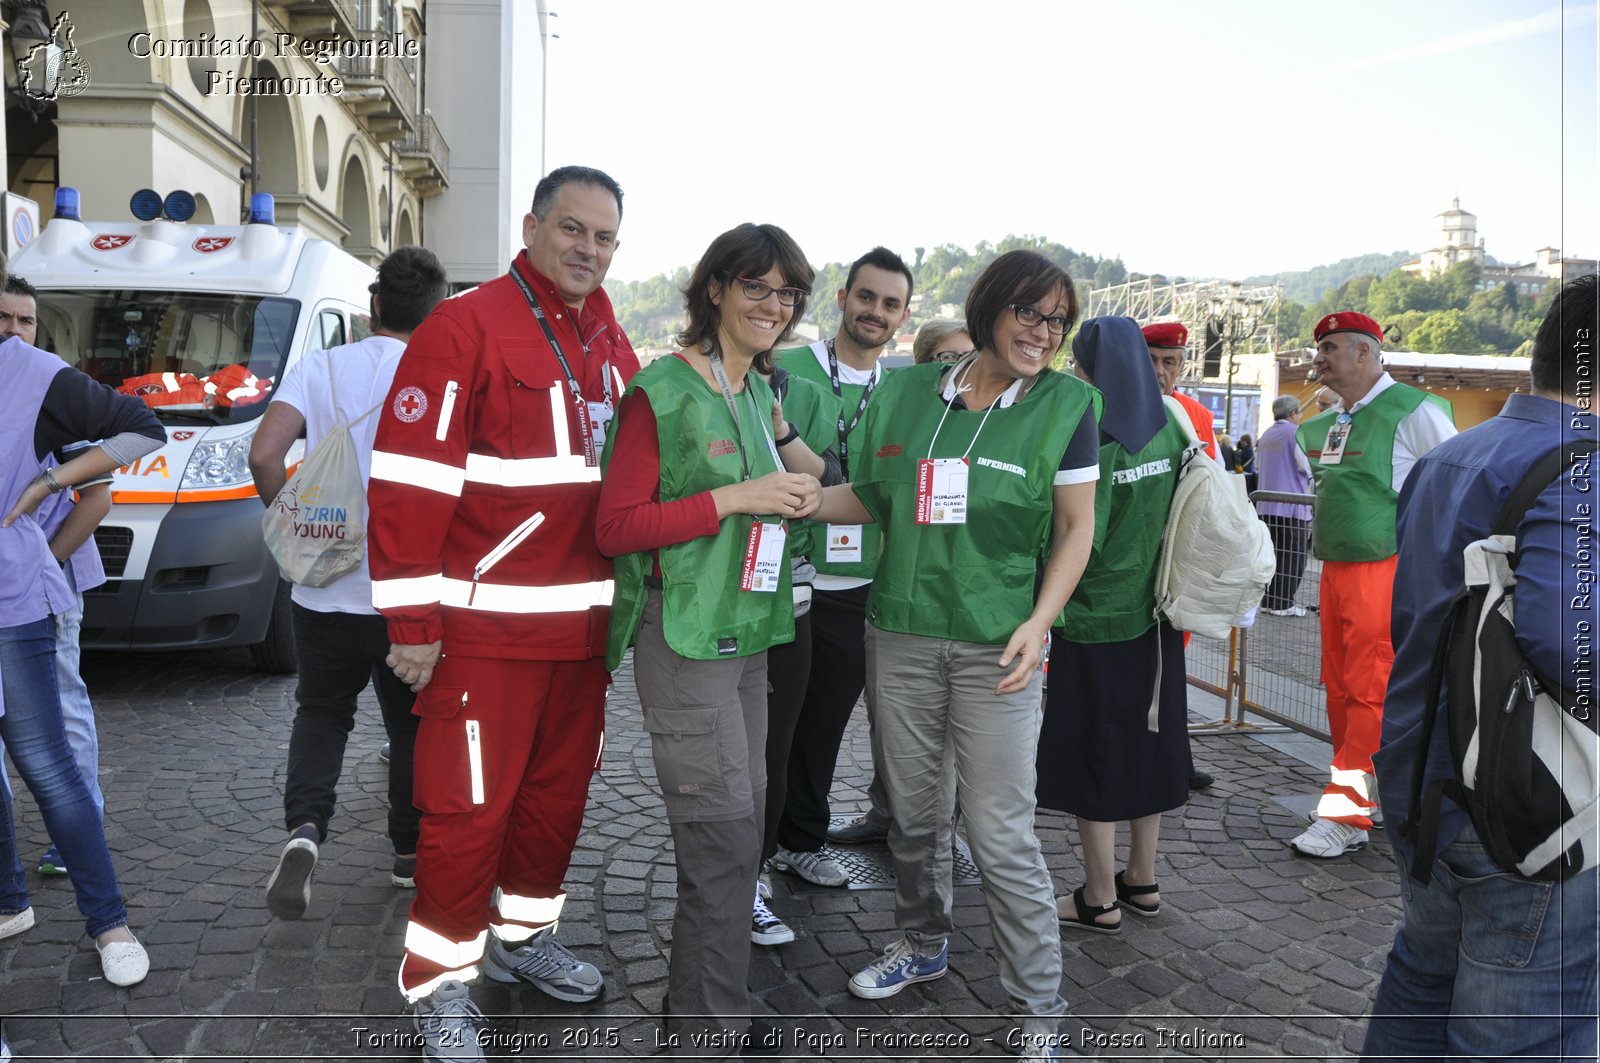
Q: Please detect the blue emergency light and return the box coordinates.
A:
[129,189,163,221]
[54,187,81,221]
[164,190,197,223]
[248,193,275,225]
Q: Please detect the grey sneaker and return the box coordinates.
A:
[481,929,603,1002]
[827,815,889,845]
[265,835,318,920]
[413,980,485,1063]
[770,846,849,887]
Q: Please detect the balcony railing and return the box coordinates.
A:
[396,111,449,194]
[335,30,417,139]
[266,0,359,38]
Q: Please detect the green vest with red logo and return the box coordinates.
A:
[603,357,793,669]
[1058,409,1190,643]
[776,370,833,562]
[852,363,1099,645]
[1296,382,1452,562]
[778,343,883,581]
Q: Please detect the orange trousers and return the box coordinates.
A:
[1314,556,1396,828]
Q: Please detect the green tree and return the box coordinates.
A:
[1409,308,1481,353]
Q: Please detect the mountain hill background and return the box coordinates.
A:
[606,242,1551,356]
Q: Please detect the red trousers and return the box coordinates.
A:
[1315,557,1396,827]
[399,654,607,996]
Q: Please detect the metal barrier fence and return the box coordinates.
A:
[1186,490,1331,741]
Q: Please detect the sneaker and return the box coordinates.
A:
[770,847,849,887]
[481,929,603,1002]
[847,938,948,1000]
[96,934,150,987]
[1290,817,1368,858]
[392,852,417,888]
[1266,605,1307,617]
[1188,770,1214,791]
[413,979,486,1063]
[827,815,889,845]
[265,835,318,920]
[752,888,795,946]
[0,907,35,941]
[37,846,67,876]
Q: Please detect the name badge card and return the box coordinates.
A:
[825,524,864,564]
[587,400,614,452]
[740,521,787,592]
[1321,420,1351,465]
[915,458,969,525]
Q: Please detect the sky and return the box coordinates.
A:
[545,0,1599,286]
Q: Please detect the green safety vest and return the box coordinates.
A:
[1297,383,1453,562]
[776,370,834,562]
[778,343,883,581]
[603,357,794,669]
[1057,410,1190,643]
[853,363,1099,645]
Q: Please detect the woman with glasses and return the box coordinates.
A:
[912,319,973,366]
[596,223,821,1056]
[1037,316,1193,935]
[806,250,1099,1059]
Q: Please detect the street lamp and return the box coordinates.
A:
[1204,282,1267,439]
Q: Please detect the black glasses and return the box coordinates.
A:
[1008,304,1071,335]
[733,276,807,307]
[934,348,974,364]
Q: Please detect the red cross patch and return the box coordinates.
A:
[193,236,234,253]
[393,386,428,423]
[91,234,134,251]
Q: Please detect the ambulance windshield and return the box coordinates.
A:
[36,289,301,424]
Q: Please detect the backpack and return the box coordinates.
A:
[1405,440,1600,883]
[1152,396,1276,639]
[261,351,383,588]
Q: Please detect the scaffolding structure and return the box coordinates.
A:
[1084,278,1285,385]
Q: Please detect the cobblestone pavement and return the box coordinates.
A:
[0,647,1400,1061]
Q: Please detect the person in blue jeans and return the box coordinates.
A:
[0,255,166,987]
[0,274,112,879]
[1363,272,1599,1061]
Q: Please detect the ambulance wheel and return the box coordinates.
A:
[250,579,298,674]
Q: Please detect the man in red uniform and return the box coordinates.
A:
[1141,320,1217,793]
[367,166,639,1060]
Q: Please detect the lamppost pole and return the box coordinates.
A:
[1207,282,1264,440]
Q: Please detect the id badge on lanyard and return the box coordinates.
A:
[1321,413,1353,466]
[741,520,787,592]
[825,524,864,563]
[915,458,969,524]
[587,399,615,453]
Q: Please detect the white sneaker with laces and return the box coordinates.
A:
[0,907,34,941]
[481,928,603,1002]
[770,846,849,887]
[1290,817,1368,858]
[414,979,486,1063]
[752,886,795,946]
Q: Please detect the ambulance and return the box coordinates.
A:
[9,187,376,672]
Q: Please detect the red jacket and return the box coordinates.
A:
[1172,390,1219,462]
[367,253,639,660]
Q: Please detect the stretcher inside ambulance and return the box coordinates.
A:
[12,188,374,671]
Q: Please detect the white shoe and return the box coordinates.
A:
[97,935,150,986]
[266,835,318,920]
[1290,818,1368,858]
[770,847,849,887]
[752,888,795,946]
[0,907,35,941]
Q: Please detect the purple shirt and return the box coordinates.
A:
[1254,417,1312,521]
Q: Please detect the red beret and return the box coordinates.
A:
[1141,321,1188,348]
[1313,312,1383,344]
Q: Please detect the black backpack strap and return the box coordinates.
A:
[1493,440,1598,538]
[1405,587,1471,882]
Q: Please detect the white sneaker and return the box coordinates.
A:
[97,935,150,987]
[1290,818,1368,858]
[0,907,35,941]
[752,888,795,946]
[414,979,486,1062]
[770,847,849,887]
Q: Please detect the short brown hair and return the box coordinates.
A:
[964,250,1077,356]
[678,224,814,374]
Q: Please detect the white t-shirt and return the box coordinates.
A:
[269,335,407,615]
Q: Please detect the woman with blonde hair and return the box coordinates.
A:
[911,319,973,365]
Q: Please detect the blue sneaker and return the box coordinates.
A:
[847,937,948,999]
[37,846,67,876]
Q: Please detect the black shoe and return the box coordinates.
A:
[741,1019,784,1057]
[827,815,889,844]
[1189,770,1215,791]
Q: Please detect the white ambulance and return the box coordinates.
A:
[9,188,376,671]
